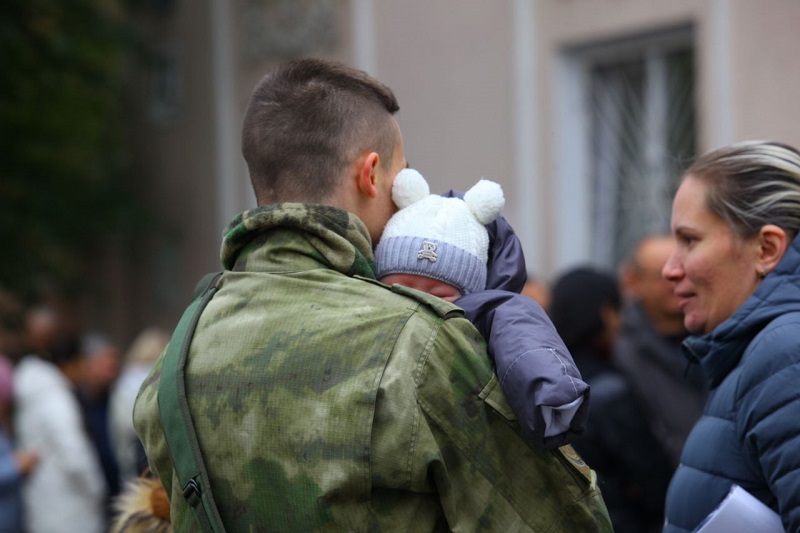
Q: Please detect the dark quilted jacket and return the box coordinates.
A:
[664,234,800,532]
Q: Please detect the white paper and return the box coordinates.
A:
[694,485,784,533]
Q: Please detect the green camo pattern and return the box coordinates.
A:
[134,203,612,532]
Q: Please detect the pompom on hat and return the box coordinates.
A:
[375,168,505,295]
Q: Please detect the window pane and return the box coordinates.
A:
[588,46,695,267]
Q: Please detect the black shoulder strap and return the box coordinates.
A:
[157,271,226,532]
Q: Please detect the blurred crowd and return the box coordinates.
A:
[549,235,707,533]
[0,290,168,532]
[0,232,704,533]
[530,234,707,533]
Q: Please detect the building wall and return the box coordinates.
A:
[92,2,223,342]
[730,0,800,146]
[106,0,800,342]
[359,1,531,272]
[536,0,800,275]
[537,0,699,275]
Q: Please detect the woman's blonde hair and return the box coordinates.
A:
[685,140,800,240]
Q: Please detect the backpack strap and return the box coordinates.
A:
[158,271,226,532]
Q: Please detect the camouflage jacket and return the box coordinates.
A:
[134,203,612,532]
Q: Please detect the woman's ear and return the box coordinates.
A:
[757,224,788,275]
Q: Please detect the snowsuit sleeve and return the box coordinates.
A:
[457,289,589,448]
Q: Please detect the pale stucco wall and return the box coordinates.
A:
[102,0,800,341]
[729,0,800,147]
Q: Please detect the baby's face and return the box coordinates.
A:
[380,273,462,303]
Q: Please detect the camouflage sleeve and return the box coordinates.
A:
[374,310,612,531]
[132,353,173,494]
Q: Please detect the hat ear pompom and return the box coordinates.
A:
[392,168,430,209]
[464,179,504,225]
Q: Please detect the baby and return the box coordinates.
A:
[375,169,588,448]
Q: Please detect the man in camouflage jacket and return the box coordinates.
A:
[133,58,611,532]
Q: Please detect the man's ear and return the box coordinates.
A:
[357,152,380,198]
[757,224,788,275]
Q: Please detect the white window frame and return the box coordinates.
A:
[553,26,694,272]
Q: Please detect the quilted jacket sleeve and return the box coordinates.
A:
[737,315,800,531]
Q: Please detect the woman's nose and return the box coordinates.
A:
[662,253,681,281]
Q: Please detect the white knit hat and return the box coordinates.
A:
[374,168,505,295]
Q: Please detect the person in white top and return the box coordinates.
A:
[109,327,169,484]
[14,309,106,533]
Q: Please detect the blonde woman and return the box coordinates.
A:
[662,141,800,532]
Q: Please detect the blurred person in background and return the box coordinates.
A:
[14,322,106,533]
[662,141,800,532]
[110,327,169,484]
[77,332,122,522]
[20,306,60,363]
[615,234,707,468]
[0,290,26,364]
[549,266,672,533]
[0,354,38,530]
[521,272,551,312]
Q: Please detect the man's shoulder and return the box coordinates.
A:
[359,277,491,392]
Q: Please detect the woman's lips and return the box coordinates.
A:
[675,292,694,310]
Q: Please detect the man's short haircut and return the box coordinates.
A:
[242,58,400,205]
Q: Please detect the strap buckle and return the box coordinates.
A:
[183,479,202,507]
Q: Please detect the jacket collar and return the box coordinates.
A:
[220,203,376,279]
